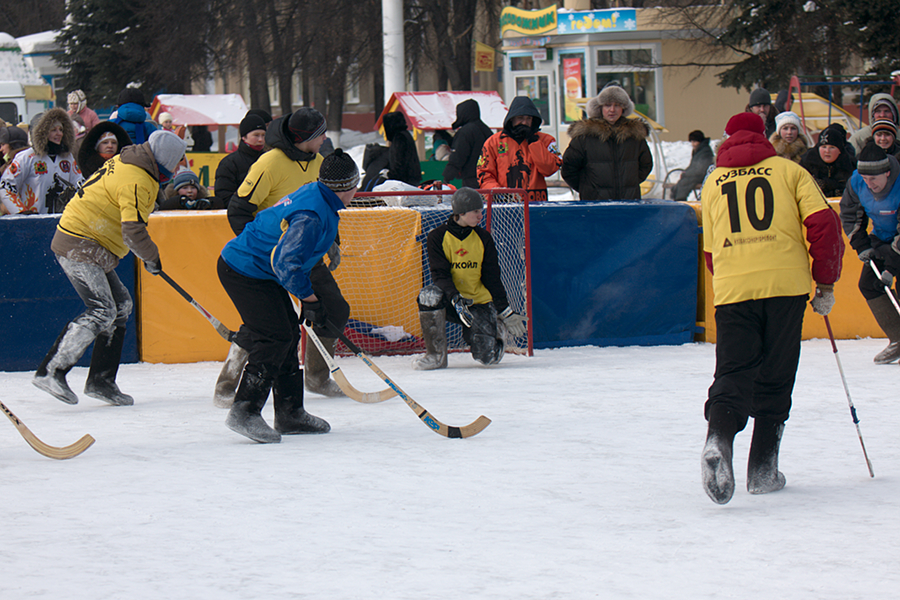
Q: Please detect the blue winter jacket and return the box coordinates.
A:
[221,182,343,299]
[111,103,159,144]
[848,171,900,243]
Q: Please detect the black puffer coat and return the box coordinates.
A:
[213,139,264,208]
[443,99,493,188]
[561,117,652,201]
[800,146,856,198]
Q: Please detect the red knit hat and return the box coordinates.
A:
[725,113,765,136]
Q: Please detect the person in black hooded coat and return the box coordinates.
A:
[442,99,493,188]
[800,123,856,198]
[76,121,132,179]
[360,112,421,190]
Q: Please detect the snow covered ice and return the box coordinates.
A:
[1,337,898,599]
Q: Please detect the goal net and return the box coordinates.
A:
[320,188,532,359]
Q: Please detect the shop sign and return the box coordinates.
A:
[557,9,637,34]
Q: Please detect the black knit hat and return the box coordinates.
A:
[318,148,359,192]
[688,130,705,143]
[451,187,484,216]
[748,88,771,107]
[246,108,272,124]
[288,108,326,143]
[117,87,146,107]
[818,123,846,149]
[857,143,891,175]
[239,114,267,138]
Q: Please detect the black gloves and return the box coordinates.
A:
[181,196,211,210]
[302,299,328,329]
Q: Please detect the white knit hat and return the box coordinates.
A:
[775,111,802,135]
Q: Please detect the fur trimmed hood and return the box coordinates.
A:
[32,107,76,157]
[567,117,648,143]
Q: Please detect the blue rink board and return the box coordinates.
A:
[527,201,700,348]
[0,215,138,372]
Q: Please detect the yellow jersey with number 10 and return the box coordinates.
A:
[701,156,831,306]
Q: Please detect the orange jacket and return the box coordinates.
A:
[476,131,561,202]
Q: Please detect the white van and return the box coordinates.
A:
[0,80,27,124]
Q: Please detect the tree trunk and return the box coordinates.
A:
[243,0,271,111]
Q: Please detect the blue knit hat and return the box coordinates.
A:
[172,169,200,192]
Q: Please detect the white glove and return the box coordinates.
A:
[499,306,528,337]
[810,285,835,316]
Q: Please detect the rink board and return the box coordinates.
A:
[0,215,138,371]
[529,201,699,348]
[0,201,886,369]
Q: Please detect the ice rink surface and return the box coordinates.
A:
[2,338,897,599]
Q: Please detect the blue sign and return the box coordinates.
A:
[558,9,637,34]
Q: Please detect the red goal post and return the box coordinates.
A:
[323,188,533,358]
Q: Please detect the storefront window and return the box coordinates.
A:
[510,56,535,71]
[559,51,586,123]
[515,75,550,125]
[596,46,658,121]
[596,49,652,67]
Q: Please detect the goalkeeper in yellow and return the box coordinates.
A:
[413,187,528,369]
[699,113,844,505]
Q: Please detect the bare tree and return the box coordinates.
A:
[0,0,66,37]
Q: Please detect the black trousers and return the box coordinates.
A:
[858,257,898,301]
[231,260,350,349]
[705,295,807,431]
[218,256,299,379]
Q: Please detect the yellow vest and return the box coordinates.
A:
[57,157,158,258]
[701,156,831,305]
[236,148,323,213]
[442,228,493,305]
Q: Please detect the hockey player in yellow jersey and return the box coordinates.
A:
[413,188,528,370]
[699,113,844,505]
[33,130,187,406]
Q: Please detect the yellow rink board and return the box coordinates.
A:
[140,211,239,363]
[139,208,426,363]
[688,200,884,344]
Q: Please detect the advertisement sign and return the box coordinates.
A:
[475,41,495,72]
[563,58,583,122]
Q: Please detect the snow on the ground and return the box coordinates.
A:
[2,338,897,599]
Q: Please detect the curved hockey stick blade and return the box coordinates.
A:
[1,401,95,460]
[302,323,396,403]
[325,321,491,438]
[160,271,236,343]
